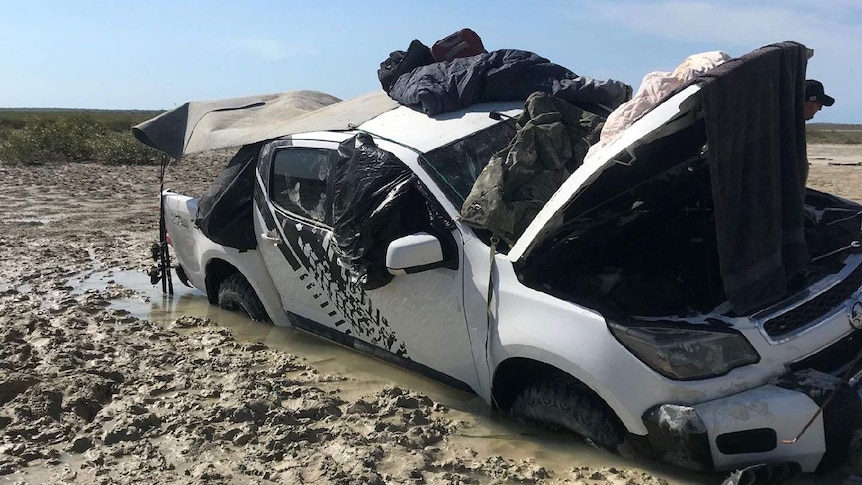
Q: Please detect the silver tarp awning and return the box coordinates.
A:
[132,90,401,160]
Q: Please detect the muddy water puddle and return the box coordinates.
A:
[56,268,714,484]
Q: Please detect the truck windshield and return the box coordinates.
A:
[421,120,517,207]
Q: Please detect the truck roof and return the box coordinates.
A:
[355,101,523,153]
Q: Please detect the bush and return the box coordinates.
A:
[806,129,862,145]
[0,110,161,133]
[96,132,162,165]
[0,114,161,165]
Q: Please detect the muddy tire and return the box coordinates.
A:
[510,371,625,451]
[217,273,270,322]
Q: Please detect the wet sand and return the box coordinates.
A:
[0,144,860,484]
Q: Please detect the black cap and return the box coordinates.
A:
[805,79,835,107]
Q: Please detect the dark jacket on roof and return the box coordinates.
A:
[386,49,632,117]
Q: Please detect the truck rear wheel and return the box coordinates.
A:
[217,273,270,322]
[510,371,625,451]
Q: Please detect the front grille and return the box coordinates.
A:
[763,263,862,338]
[789,330,862,375]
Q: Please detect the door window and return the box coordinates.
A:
[270,148,337,224]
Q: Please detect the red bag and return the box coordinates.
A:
[431,28,487,62]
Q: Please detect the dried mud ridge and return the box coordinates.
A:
[1,149,861,484]
[0,292,668,485]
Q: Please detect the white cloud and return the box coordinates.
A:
[569,0,860,122]
[227,38,319,61]
[581,1,860,52]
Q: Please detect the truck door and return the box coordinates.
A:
[254,137,480,393]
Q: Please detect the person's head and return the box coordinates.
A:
[804,79,835,120]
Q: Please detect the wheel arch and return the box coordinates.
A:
[491,353,642,435]
[199,250,289,327]
[204,258,241,305]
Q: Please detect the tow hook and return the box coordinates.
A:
[811,240,861,262]
[720,461,802,485]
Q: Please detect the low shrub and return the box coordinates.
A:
[0,114,161,165]
[806,129,862,145]
[95,132,162,165]
[0,110,161,133]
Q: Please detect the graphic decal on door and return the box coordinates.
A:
[273,211,409,358]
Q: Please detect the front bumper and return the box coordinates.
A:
[640,369,862,473]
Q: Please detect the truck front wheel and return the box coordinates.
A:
[510,370,625,451]
[217,273,270,322]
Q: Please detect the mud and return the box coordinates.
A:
[0,144,860,484]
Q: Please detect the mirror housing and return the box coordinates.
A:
[386,233,444,275]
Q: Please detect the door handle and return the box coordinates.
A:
[261,229,280,245]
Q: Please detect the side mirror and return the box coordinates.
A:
[386,232,444,275]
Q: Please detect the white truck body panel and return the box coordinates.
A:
[160,97,862,474]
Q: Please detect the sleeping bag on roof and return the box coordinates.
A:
[385,49,632,117]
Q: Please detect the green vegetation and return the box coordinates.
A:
[0,109,858,166]
[0,109,164,165]
[0,108,162,132]
[806,124,862,145]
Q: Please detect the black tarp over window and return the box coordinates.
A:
[195,142,264,250]
[332,134,455,289]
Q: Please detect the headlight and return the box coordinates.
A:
[607,322,760,380]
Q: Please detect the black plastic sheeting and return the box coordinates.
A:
[332,134,455,290]
[195,142,264,250]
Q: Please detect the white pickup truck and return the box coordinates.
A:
[140,63,862,474]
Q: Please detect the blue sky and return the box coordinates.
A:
[2,0,859,123]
